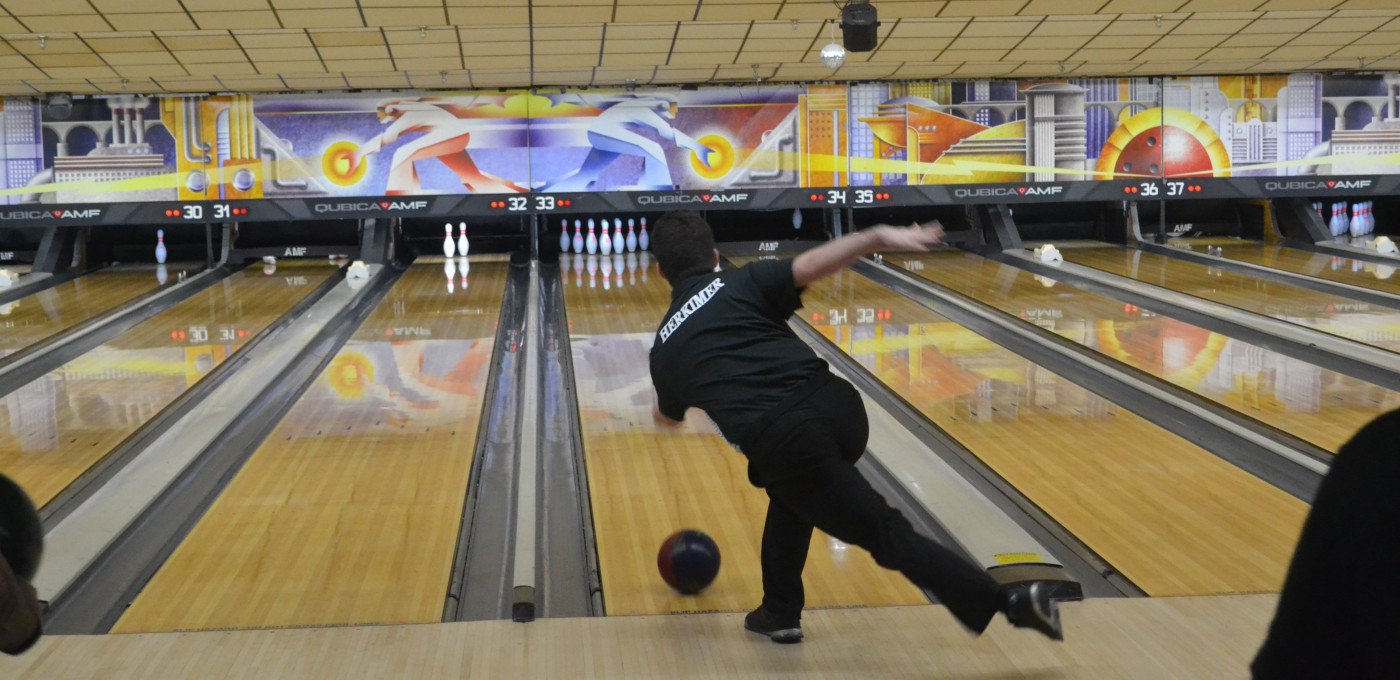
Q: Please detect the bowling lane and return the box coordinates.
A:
[0,268,169,359]
[1062,244,1400,354]
[1170,240,1400,296]
[114,260,506,633]
[891,250,1399,453]
[793,264,1307,596]
[562,253,926,616]
[0,262,334,509]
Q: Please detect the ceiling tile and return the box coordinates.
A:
[614,4,694,22]
[84,37,168,53]
[309,30,384,47]
[90,0,186,13]
[173,49,250,64]
[184,61,257,75]
[108,13,198,31]
[162,33,240,51]
[24,15,114,32]
[193,11,283,30]
[235,31,314,48]
[279,9,365,28]
[361,8,448,26]
[940,1,1033,17]
[103,52,179,65]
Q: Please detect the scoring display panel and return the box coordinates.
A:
[3,175,1394,227]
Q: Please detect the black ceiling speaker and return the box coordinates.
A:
[840,1,880,53]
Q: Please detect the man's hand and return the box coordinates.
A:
[653,406,683,429]
[869,220,944,251]
[792,219,945,288]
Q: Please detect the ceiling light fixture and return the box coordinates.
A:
[820,21,846,70]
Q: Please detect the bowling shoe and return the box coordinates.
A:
[1000,581,1064,641]
[744,606,803,644]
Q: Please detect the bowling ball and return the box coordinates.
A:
[0,474,42,581]
[657,529,720,595]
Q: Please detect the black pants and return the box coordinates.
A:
[1252,409,1400,679]
[746,377,1003,632]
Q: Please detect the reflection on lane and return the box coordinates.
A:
[1063,245,1400,354]
[0,268,171,358]
[564,254,925,616]
[791,263,1306,596]
[0,263,333,508]
[1168,240,1399,295]
[114,260,507,633]
[891,250,1399,453]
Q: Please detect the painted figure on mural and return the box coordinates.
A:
[541,96,716,192]
[350,98,527,195]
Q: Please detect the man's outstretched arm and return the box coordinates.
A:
[791,221,943,289]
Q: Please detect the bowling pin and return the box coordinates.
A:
[613,219,624,253]
[1365,202,1375,235]
[155,229,167,264]
[626,218,638,252]
[156,263,168,285]
[572,220,584,254]
[459,256,470,291]
[1350,203,1364,237]
[600,219,613,256]
[443,223,456,257]
[1329,203,1344,237]
[792,208,803,231]
[458,222,470,257]
[639,217,649,251]
[601,255,612,290]
[573,253,584,287]
[444,257,456,293]
[560,219,571,253]
[586,255,597,288]
[586,219,598,255]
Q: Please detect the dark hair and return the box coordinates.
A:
[652,210,716,284]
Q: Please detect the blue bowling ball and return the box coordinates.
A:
[657,529,721,595]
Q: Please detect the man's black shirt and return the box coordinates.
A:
[649,258,828,447]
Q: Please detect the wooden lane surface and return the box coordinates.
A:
[0,268,164,357]
[891,250,1399,453]
[1062,244,1400,354]
[112,261,508,633]
[0,594,1280,679]
[1196,242,1400,296]
[0,263,335,509]
[796,266,1307,596]
[562,256,926,617]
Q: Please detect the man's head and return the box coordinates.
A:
[652,210,718,284]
